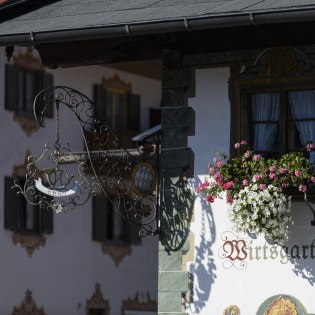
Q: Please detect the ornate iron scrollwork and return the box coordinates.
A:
[13,86,159,236]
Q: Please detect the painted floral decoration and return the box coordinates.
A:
[197,141,315,243]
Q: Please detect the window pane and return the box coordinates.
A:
[289,90,315,145]
[114,93,125,130]
[251,92,280,153]
[25,201,35,230]
[106,92,113,127]
[107,199,126,242]
[18,71,25,111]
[26,71,37,112]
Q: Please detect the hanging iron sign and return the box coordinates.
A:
[13,86,159,236]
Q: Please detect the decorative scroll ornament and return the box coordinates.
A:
[122,292,157,314]
[12,86,159,236]
[86,283,110,315]
[256,47,312,79]
[12,290,46,315]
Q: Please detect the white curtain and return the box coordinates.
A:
[289,90,315,146]
[251,93,280,152]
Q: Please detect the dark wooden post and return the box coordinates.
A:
[158,50,195,314]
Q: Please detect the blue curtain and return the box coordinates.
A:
[289,90,315,146]
[251,93,280,152]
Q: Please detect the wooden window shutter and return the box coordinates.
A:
[127,93,141,131]
[128,201,142,245]
[41,196,54,234]
[42,71,54,118]
[5,64,20,111]
[4,176,20,230]
[93,84,108,122]
[92,195,108,241]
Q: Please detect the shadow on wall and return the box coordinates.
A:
[159,170,194,253]
[187,178,217,314]
[286,206,315,286]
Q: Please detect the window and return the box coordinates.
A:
[92,194,141,246]
[93,75,140,148]
[241,89,315,158]
[229,47,315,159]
[4,177,53,234]
[5,63,54,117]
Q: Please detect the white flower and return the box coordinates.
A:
[230,184,293,243]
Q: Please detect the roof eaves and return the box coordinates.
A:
[1,7,315,47]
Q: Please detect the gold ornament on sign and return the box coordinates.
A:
[223,305,240,315]
[265,296,297,315]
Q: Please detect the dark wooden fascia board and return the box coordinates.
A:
[37,21,315,68]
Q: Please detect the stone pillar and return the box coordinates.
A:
[158,50,195,315]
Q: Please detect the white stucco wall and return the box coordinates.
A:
[0,48,160,315]
[188,68,315,314]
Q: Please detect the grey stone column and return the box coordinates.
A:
[158,50,195,315]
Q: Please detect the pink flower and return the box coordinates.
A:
[209,167,216,174]
[253,154,261,162]
[196,186,203,193]
[311,176,315,183]
[203,179,210,187]
[307,143,315,151]
[213,157,219,163]
[252,174,262,182]
[244,151,251,159]
[223,181,234,190]
[299,184,307,192]
[269,165,277,172]
[279,168,286,174]
[269,173,276,180]
[206,194,215,203]
[234,142,240,148]
[217,161,224,168]
[213,172,223,185]
[240,140,247,145]
[226,194,233,204]
[295,170,303,177]
[259,183,267,190]
[242,179,250,187]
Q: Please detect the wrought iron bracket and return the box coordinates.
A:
[304,193,315,226]
[13,86,160,237]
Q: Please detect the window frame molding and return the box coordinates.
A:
[11,290,47,315]
[86,283,110,315]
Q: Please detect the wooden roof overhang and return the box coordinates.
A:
[34,20,315,68]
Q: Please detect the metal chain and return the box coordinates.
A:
[54,101,61,157]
